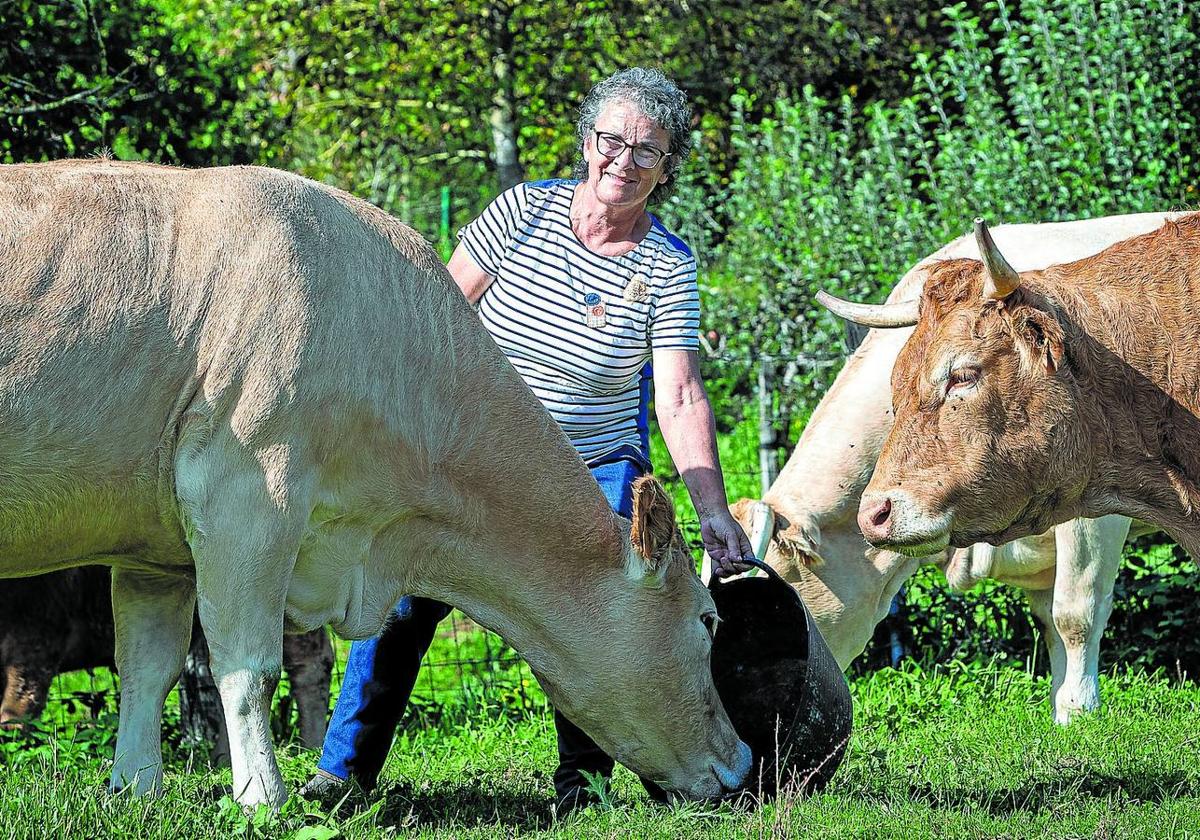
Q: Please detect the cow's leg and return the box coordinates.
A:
[1,625,63,728]
[109,567,195,796]
[1047,515,1129,725]
[191,537,299,809]
[1,661,56,728]
[1025,585,1066,716]
[180,449,311,810]
[282,628,333,750]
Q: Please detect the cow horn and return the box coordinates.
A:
[974,217,1021,300]
[816,290,919,329]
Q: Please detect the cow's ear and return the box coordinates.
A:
[776,515,824,567]
[729,499,823,567]
[1016,306,1065,375]
[630,475,677,568]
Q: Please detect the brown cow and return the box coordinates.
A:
[819,214,1200,559]
[0,566,333,755]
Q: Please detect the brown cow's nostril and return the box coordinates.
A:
[858,496,896,542]
[871,498,892,528]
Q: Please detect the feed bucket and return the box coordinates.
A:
[708,558,853,795]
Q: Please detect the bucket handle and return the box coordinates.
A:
[708,555,788,590]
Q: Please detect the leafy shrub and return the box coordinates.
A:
[1106,535,1200,676]
[855,533,1200,678]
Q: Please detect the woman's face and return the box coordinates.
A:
[584,101,671,210]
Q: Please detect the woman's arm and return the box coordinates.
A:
[446,242,496,305]
[653,348,755,577]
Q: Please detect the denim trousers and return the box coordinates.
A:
[316,456,645,797]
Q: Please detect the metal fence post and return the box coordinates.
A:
[440,185,451,260]
[757,359,778,497]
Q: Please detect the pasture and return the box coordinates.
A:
[5,634,1200,839]
[6,2,1200,837]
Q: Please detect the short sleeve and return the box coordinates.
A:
[456,184,529,276]
[649,257,701,350]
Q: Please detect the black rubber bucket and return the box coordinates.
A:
[708,558,853,796]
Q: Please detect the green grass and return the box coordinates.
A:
[4,663,1200,839]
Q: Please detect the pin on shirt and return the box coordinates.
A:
[584,292,607,328]
[623,274,650,303]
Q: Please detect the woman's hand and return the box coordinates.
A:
[700,508,757,579]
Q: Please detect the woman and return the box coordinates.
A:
[302,67,754,813]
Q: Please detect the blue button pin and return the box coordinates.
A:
[584,292,601,305]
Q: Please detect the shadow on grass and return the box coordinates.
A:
[906,767,1195,816]
[373,773,557,832]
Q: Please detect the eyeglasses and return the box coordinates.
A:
[592,130,671,169]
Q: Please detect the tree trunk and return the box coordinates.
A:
[487,2,524,191]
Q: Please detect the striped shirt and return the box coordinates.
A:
[458,179,700,466]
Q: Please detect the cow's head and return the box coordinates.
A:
[818,219,1086,556]
[601,476,752,797]
[475,474,752,801]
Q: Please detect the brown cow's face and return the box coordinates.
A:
[857,260,1083,555]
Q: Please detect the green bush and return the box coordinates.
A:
[0,0,249,165]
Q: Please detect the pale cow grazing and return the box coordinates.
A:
[0,160,750,808]
[732,212,1178,723]
[821,213,1200,574]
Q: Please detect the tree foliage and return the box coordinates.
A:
[659,0,1199,443]
[0,0,248,164]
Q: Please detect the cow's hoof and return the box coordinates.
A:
[108,765,164,798]
[107,778,163,798]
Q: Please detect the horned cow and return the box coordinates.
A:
[726,212,1179,723]
[830,214,1200,558]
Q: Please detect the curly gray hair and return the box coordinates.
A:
[573,67,694,202]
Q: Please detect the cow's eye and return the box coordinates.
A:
[701,611,720,640]
[947,366,980,395]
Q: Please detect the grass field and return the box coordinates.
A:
[4,661,1200,839]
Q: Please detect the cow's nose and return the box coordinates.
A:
[858,495,893,542]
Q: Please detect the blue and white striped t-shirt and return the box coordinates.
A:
[458,179,701,466]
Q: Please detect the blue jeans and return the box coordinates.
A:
[317,456,646,794]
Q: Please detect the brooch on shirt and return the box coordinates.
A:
[623,275,650,303]
[584,292,607,328]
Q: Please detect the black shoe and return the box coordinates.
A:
[298,770,357,807]
[553,785,599,817]
[640,777,670,804]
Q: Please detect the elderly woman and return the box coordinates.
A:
[302,67,753,813]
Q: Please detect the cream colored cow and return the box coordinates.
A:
[727,213,1179,724]
[0,160,750,807]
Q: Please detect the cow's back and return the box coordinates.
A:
[0,160,504,577]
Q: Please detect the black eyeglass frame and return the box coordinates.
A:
[591,130,671,169]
